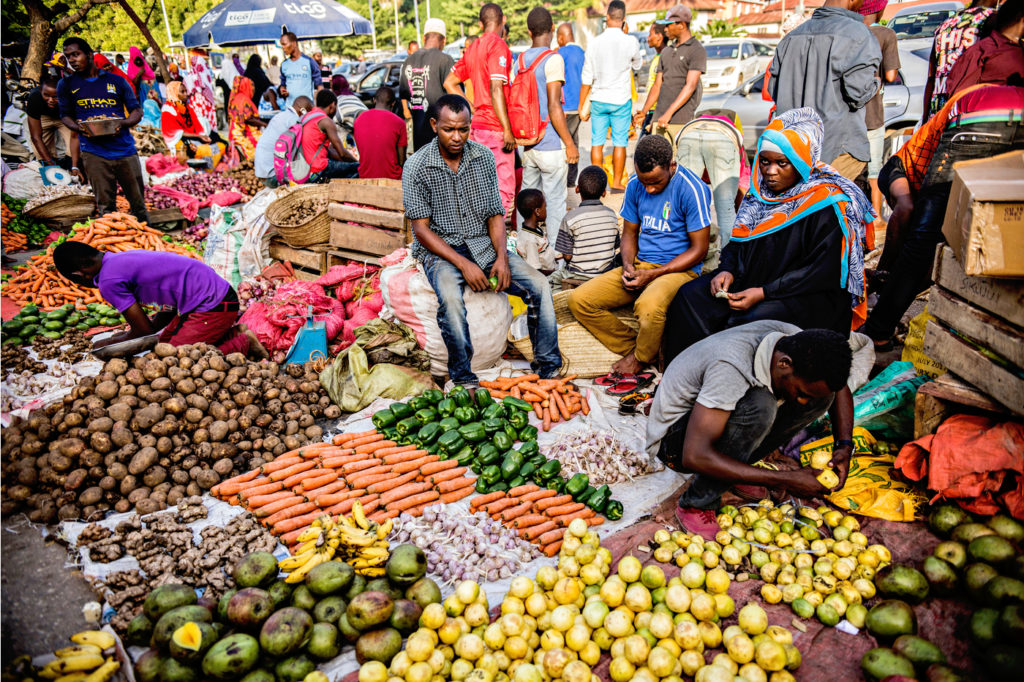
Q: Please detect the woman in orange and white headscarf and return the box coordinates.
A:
[663,107,874,362]
[227,75,266,160]
[161,81,224,167]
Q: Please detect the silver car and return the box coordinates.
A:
[696,46,928,156]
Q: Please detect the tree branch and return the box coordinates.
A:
[54,0,118,32]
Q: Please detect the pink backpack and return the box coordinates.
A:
[273,109,327,184]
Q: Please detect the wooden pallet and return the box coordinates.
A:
[923,320,1023,416]
[914,374,1009,438]
[268,239,330,280]
[329,220,407,256]
[933,246,1024,327]
[326,249,383,268]
[328,178,403,211]
[148,208,187,232]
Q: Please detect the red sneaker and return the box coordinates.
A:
[732,484,769,502]
[675,505,720,541]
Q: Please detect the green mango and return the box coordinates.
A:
[892,635,946,669]
[866,600,917,641]
[144,585,198,621]
[861,648,916,681]
[273,654,316,682]
[875,564,929,603]
[200,633,259,680]
[970,608,999,647]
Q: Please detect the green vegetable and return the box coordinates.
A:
[518,440,540,459]
[414,408,438,425]
[453,406,478,424]
[481,402,505,420]
[476,444,500,466]
[455,446,477,467]
[452,389,473,408]
[475,477,491,494]
[408,396,432,411]
[415,423,442,446]
[491,431,512,453]
[506,475,527,489]
[3,336,21,346]
[481,465,502,486]
[395,417,421,436]
[437,399,456,417]
[588,485,611,512]
[503,423,519,445]
[3,320,23,333]
[422,389,445,404]
[458,422,487,443]
[438,417,460,432]
[518,425,539,442]
[537,459,561,481]
[488,275,499,290]
[475,388,494,408]
[501,451,524,480]
[575,486,597,505]
[604,500,623,521]
[372,410,397,429]
[437,430,466,453]
[481,418,504,436]
[519,461,538,480]
[508,410,529,430]
[566,473,589,498]
[382,427,399,441]
[545,477,565,493]
[41,330,62,339]
[502,396,533,412]
[389,403,414,420]
[43,320,64,331]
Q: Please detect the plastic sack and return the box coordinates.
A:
[203,204,245,287]
[144,154,187,177]
[895,414,1024,520]
[2,163,44,199]
[380,251,512,376]
[847,332,876,393]
[240,281,346,356]
[150,184,201,220]
[901,309,946,378]
[319,341,434,413]
[851,361,929,440]
[208,190,247,207]
[801,427,925,521]
[237,188,279,282]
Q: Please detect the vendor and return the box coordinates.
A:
[161,81,225,168]
[648,322,854,538]
[662,108,872,364]
[402,94,561,386]
[57,37,148,224]
[25,74,83,180]
[52,241,267,359]
[567,134,710,379]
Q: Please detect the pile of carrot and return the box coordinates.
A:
[1,202,15,227]
[211,429,478,550]
[1,227,28,252]
[479,374,591,432]
[2,212,197,311]
[469,483,603,557]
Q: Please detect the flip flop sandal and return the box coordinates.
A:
[594,371,624,386]
[618,392,654,415]
[606,373,655,396]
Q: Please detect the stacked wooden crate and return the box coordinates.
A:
[267,241,332,281]
[922,246,1024,417]
[327,178,410,265]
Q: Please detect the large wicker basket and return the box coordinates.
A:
[510,290,638,378]
[266,184,330,247]
[24,194,95,224]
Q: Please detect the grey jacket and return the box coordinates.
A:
[767,6,881,163]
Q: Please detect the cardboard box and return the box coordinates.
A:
[941,150,1024,278]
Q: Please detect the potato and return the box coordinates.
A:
[127,487,151,504]
[225,352,246,367]
[136,498,164,515]
[143,466,167,488]
[132,405,165,431]
[162,397,186,415]
[136,434,157,449]
[184,408,203,424]
[167,366,187,383]
[98,476,117,491]
[166,487,185,507]
[150,377,172,391]
[106,358,129,376]
[57,438,85,459]
[17,466,38,486]
[79,487,103,506]
[156,436,173,455]
[208,421,229,442]
[104,400,132,423]
[107,462,128,481]
[262,435,281,451]
[235,390,256,407]
[151,420,178,438]
[201,369,222,383]
[176,378,197,395]
[195,469,220,490]
[128,447,159,475]
[48,452,73,472]
[209,402,228,421]
[89,432,113,454]
[110,426,133,449]
[185,482,202,497]
[111,499,130,513]
[305,425,323,441]
[94,381,119,401]
[264,387,280,400]
[212,458,234,476]
[142,359,167,381]
[298,413,315,428]
[154,342,176,358]
[285,420,299,436]
[282,435,302,451]
[211,443,237,460]
[125,368,145,386]
[117,474,137,496]
[147,390,171,404]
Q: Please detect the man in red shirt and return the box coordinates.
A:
[444,3,516,217]
[354,87,408,180]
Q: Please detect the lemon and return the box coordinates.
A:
[561,659,591,682]
[647,645,676,677]
[358,661,388,682]
[624,583,653,612]
[600,578,625,608]
[421,602,446,630]
[404,661,433,682]
[689,591,717,622]
[649,611,674,639]
[761,584,783,604]
[699,620,723,648]
[726,633,755,664]
[539,628,563,651]
[565,623,590,651]
[680,562,706,589]
[712,653,740,673]
[714,593,735,618]
[739,662,768,682]
[845,603,868,629]
[608,656,635,682]
[623,634,650,665]
[680,650,704,677]
[705,567,731,594]
[567,517,588,538]
[664,584,692,613]
[640,564,666,589]
[603,609,633,638]
[673,619,702,649]
[617,555,643,583]
[815,603,839,627]
[580,639,600,666]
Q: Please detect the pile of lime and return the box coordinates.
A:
[2,303,124,346]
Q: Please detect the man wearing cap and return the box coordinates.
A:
[401,17,455,151]
[767,0,880,182]
[634,4,707,146]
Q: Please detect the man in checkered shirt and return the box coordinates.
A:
[402,94,561,386]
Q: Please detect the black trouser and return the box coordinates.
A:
[657,387,833,508]
[566,113,580,186]
[662,272,852,365]
[411,109,436,152]
[864,118,1024,341]
[81,151,148,224]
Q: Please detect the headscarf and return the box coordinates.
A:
[166,81,187,105]
[94,54,135,93]
[229,76,258,126]
[232,54,245,76]
[187,54,216,105]
[331,75,355,96]
[127,46,155,82]
[243,54,273,108]
[142,98,162,128]
[161,80,206,148]
[858,0,888,16]
[732,108,874,321]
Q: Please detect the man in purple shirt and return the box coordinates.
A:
[53,242,266,357]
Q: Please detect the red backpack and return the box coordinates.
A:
[508,49,555,146]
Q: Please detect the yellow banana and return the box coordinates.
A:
[284,551,326,583]
[83,660,120,682]
[371,538,390,549]
[41,654,105,675]
[351,500,369,530]
[350,554,388,568]
[69,631,115,650]
[54,673,89,682]
[326,537,341,549]
[357,546,389,559]
[339,514,357,528]
[354,566,387,577]
[279,549,317,572]
[296,526,324,544]
[376,518,393,539]
[55,645,102,659]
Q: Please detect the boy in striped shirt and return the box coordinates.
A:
[551,166,621,288]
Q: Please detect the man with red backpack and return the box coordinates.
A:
[517,6,579,247]
[444,3,516,218]
[302,90,358,182]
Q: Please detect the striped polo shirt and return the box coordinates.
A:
[555,200,621,279]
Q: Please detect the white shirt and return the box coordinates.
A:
[581,28,643,106]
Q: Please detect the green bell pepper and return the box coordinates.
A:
[502,396,533,412]
[453,406,478,424]
[482,418,504,436]
[481,402,506,420]
[518,440,540,459]
[476,445,501,467]
[475,477,491,494]
[422,388,445,404]
[492,431,513,452]
[604,499,623,520]
[416,422,443,446]
[490,480,510,493]
[381,427,399,441]
[501,451,525,480]
[437,398,456,417]
[481,465,502,486]
[537,459,561,481]
[575,486,597,505]
[519,460,538,480]
[566,473,589,499]
[389,402,414,420]
[371,409,397,429]
[475,388,494,408]
[503,423,519,445]
[408,396,432,411]
[506,475,527,490]
[455,446,477,467]
[438,417,460,432]
[588,484,611,512]
[518,425,539,442]
[508,410,529,430]
[437,430,466,453]
[527,453,547,470]
[414,408,438,425]
[545,477,566,493]
[395,416,421,436]
[458,422,487,442]
[453,389,474,408]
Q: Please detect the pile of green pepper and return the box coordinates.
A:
[370,387,622,520]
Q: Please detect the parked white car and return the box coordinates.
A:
[700,38,771,93]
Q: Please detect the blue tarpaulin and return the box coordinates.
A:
[183,0,372,47]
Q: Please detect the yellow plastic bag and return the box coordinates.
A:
[901,309,946,378]
[800,427,925,522]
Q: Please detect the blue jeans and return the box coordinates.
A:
[311,159,359,182]
[675,127,741,243]
[422,245,561,384]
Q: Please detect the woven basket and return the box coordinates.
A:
[24,194,95,223]
[510,290,638,378]
[266,184,330,247]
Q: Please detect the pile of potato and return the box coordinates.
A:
[223,159,263,196]
[0,343,342,523]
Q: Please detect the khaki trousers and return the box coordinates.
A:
[567,262,698,364]
[28,115,73,161]
[830,153,867,181]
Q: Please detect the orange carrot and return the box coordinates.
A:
[542,540,562,556]
[438,487,474,503]
[380,482,432,506]
[253,495,306,517]
[340,458,381,474]
[315,491,354,507]
[428,467,469,485]
[264,501,318,527]
[392,490,439,511]
[347,433,387,449]
[552,391,571,421]
[212,469,261,496]
[470,491,506,510]
[356,439,396,454]
[301,471,339,491]
[532,401,544,419]
[380,446,422,464]
[507,483,540,497]
[550,509,595,526]
[534,494,573,511]
[580,392,590,416]
[519,382,550,399]
[345,464,390,480]
[346,471,394,490]
[586,516,605,526]
[544,502,585,516]
[499,502,533,522]
[333,429,378,445]
[369,509,401,522]
[301,479,348,500]
[280,467,329,490]
[524,521,560,540]
[511,385,522,399]
[239,481,285,499]
[393,454,438,474]
[435,477,474,494]
[367,471,419,494]
[360,496,382,514]
[512,514,548,529]
[268,460,316,481]
[297,443,335,459]
[521,489,557,502]
[542,405,552,431]
[320,453,368,469]
[538,528,565,545]
[280,527,309,547]
[483,498,519,514]
[419,459,457,476]
[272,510,323,534]
[246,491,298,507]
[508,373,540,386]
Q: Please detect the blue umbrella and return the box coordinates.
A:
[183,0,372,48]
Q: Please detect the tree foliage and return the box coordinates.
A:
[695,19,746,39]
[68,0,221,51]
